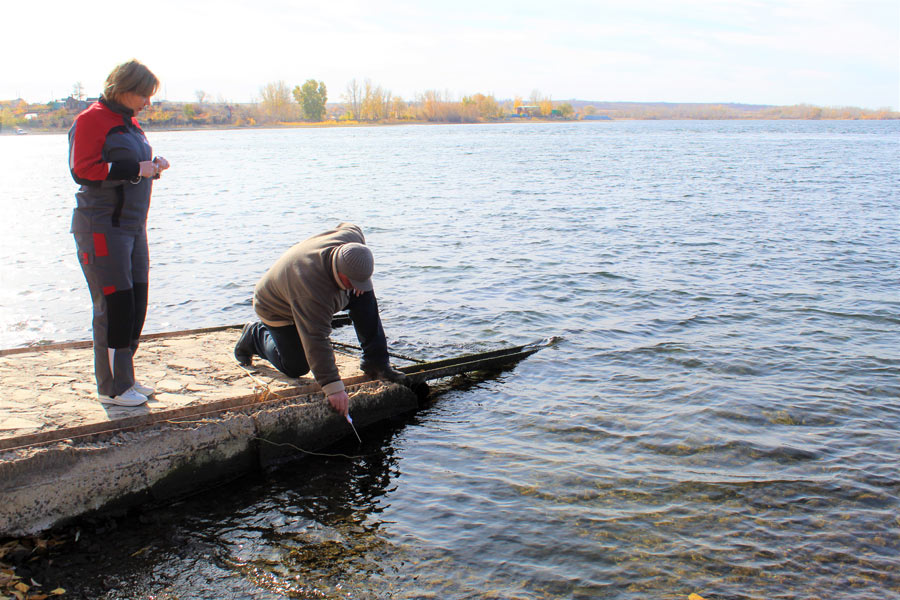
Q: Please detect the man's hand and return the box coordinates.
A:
[327,390,349,416]
[153,156,171,171]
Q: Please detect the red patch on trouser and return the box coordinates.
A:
[93,233,109,257]
[81,252,90,264]
[102,285,116,295]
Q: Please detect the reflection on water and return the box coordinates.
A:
[2,121,899,598]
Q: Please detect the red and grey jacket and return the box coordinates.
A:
[68,97,154,232]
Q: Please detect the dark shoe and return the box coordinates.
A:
[234,323,255,366]
[362,363,410,387]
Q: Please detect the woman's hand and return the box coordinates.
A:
[138,160,159,178]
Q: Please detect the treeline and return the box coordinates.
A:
[257,79,569,124]
[2,78,897,132]
[581,102,899,120]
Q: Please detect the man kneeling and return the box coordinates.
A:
[234,222,408,416]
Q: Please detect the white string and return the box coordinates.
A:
[252,436,369,459]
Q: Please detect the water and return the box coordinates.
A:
[1,120,899,598]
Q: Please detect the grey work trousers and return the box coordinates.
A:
[74,229,149,397]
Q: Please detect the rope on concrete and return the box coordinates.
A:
[238,364,283,403]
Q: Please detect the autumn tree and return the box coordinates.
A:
[259,81,296,122]
[459,96,481,122]
[46,107,70,127]
[0,108,17,131]
[390,95,412,120]
[467,93,502,120]
[558,102,574,118]
[292,79,327,121]
[342,78,363,121]
[360,80,390,121]
[417,89,445,121]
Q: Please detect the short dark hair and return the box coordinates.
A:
[103,59,159,103]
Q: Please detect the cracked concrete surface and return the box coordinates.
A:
[0,327,362,442]
[0,327,418,536]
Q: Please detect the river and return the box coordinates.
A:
[1,120,898,598]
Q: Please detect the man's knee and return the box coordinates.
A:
[280,358,310,378]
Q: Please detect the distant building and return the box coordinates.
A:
[65,96,98,111]
[515,105,541,117]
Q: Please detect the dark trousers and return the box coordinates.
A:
[250,290,390,377]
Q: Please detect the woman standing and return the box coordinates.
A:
[68,59,170,406]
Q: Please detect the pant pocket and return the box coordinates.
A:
[74,235,95,265]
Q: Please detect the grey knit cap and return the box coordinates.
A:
[335,242,374,291]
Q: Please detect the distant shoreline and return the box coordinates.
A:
[5,96,896,135]
[4,115,898,136]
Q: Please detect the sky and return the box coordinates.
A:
[3,0,898,109]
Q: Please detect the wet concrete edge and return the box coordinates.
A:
[0,381,418,537]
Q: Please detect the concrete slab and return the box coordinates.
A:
[0,326,418,536]
[0,327,347,441]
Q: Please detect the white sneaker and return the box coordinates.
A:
[99,386,148,407]
[133,381,156,396]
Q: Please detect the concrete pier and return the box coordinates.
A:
[0,327,417,537]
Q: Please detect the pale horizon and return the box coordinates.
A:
[3,0,898,111]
